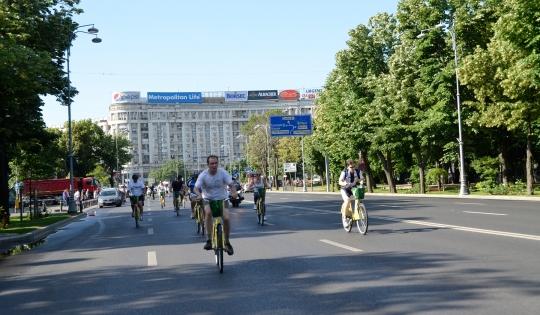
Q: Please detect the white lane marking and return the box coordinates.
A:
[320,239,363,252]
[303,200,314,202]
[148,227,154,235]
[463,211,507,216]
[378,204,402,208]
[372,215,540,241]
[279,198,290,200]
[456,202,485,206]
[147,251,157,266]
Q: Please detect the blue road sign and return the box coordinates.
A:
[269,114,312,137]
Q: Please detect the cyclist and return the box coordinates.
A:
[194,155,238,255]
[338,159,363,222]
[171,175,184,212]
[187,173,199,219]
[149,183,156,200]
[157,181,167,207]
[247,171,268,210]
[128,173,145,220]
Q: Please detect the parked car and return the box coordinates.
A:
[312,175,322,185]
[98,188,122,208]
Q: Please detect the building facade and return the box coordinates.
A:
[105,89,319,181]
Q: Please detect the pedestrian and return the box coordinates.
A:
[74,189,81,213]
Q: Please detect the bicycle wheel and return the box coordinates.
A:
[355,203,368,235]
[134,206,140,228]
[215,224,224,273]
[256,199,262,225]
[195,205,202,234]
[342,215,352,232]
[260,202,265,226]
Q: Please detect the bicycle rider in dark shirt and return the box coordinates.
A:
[171,176,184,211]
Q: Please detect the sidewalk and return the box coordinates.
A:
[268,189,540,202]
[0,206,97,254]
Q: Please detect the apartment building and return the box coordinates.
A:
[105,89,319,180]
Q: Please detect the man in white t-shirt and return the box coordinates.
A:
[194,155,238,255]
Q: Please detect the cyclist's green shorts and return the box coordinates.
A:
[255,187,266,199]
[205,199,225,218]
[130,195,141,205]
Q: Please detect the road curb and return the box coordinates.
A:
[0,208,93,254]
[267,189,540,201]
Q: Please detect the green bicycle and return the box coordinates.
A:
[209,200,226,273]
[342,186,368,235]
[255,187,266,226]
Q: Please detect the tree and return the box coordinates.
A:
[96,133,131,187]
[8,128,65,183]
[58,119,104,177]
[461,0,540,194]
[0,0,81,212]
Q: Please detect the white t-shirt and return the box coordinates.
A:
[194,168,233,200]
[128,178,145,197]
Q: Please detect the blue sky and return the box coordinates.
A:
[42,0,398,127]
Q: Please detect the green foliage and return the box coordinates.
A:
[471,156,499,182]
[426,168,448,185]
[89,165,109,188]
[149,160,186,184]
[474,179,527,195]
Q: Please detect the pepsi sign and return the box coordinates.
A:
[112,91,140,103]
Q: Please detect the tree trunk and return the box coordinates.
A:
[499,131,510,185]
[377,151,396,193]
[0,139,10,223]
[526,125,534,195]
[109,171,115,187]
[416,152,426,194]
[358,150,374,193]
[419,164,426,194]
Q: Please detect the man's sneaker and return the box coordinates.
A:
[203,240,212,250]
[253,205,257,210]
[225,242,234,256]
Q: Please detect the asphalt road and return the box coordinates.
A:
[1,192,539,315]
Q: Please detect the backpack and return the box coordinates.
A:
[342,168,361,184]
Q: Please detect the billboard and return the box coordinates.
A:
[248,90,278,100]
[279,89,300,101]
[283,163,297,172]
[112,91,140,103]
[299,88,322,100]
[224,91,248,102]
[147,92,202,104]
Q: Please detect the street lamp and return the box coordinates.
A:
[418,21,469,196]
[65,24,102,214]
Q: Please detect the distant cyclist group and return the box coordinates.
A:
[126,154,368,266]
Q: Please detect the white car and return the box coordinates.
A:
[98,188,122,208]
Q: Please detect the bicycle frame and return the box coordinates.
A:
[209,200,226,273]
[255,187,266,225]
[342,186,368,234]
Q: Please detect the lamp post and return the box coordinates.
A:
[418,21,469,196]
[65,24,102,214]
